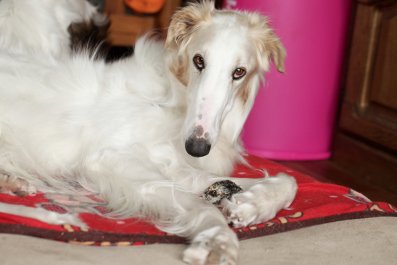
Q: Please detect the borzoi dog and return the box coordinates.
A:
[0,1,297,264]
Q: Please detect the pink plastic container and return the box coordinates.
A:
[225,0,352,160]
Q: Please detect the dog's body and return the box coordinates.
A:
[0,1,297,264]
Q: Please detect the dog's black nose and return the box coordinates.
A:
[185,137,211,157]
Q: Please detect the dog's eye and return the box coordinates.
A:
[232,67,246,80]
[193,54,205,71]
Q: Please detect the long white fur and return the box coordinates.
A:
[0,1,297,264]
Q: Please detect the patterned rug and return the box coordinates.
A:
[0,155,396,246]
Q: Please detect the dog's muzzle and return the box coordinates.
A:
[185,137,211,157]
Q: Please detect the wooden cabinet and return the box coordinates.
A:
[334,0,397,193]
[340,0,397,151]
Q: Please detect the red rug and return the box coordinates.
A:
[0,155,396,246]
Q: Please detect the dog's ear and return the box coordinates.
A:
[249,14,286,73]
[165,1,214,86]
[165,1,214,49]
[265,32,286,73]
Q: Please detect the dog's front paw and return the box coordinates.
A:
[223,173,297,228]
[183,226,238,265]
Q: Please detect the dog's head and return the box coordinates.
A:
[166,1,285,157]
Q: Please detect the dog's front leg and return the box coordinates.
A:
[182,221,239,265]
[83,163,239,264]
[176,170,297,229]
[151,189,239,265]
[220,173,297,228]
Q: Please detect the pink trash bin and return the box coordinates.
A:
[225,0,352,160]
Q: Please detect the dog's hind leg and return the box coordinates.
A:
[0,173,37,196]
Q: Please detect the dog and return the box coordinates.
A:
[0,1,297,264]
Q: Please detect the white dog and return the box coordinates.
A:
[0,1,297,264]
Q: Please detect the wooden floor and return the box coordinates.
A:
[279,159,397,206]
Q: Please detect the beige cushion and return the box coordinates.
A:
[1,217,396,265]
